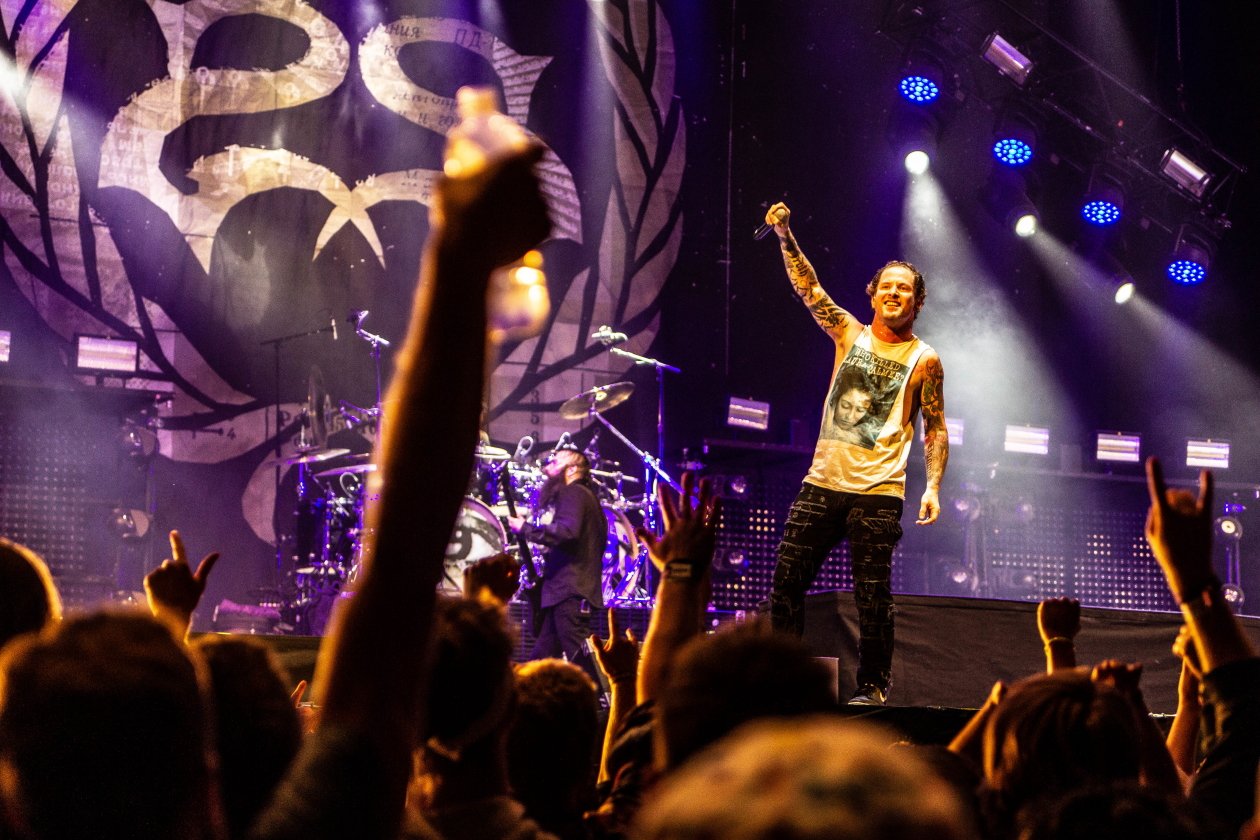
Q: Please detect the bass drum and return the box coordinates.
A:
[440,496,508,596]
[601,507,643,603]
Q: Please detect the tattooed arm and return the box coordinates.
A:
[766,202,857,343]
[916,350,948,525]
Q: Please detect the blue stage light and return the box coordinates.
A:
[993,138,1032,166]
[1166,223,1214,285]
[1081,200,1122,226]
[898,75,939,104]
[1167,259,1206,285]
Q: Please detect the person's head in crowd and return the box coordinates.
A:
[0,538,61,651]
[1019,782,1205,840]
[413,595,517,806]
[655,621,836,771]
[0,611,217,840]
[191,634,301,839]
[633,715,973,840]
[982,670,1142,837]
[507,658,600,836]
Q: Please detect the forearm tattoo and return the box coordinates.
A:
[920,355,948,489]
[781,231,848,332]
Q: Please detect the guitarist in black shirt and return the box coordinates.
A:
[507,443,605,661]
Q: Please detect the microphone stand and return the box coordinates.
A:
[352,322,391,429]
[599,343,681,604]
[609,345,681,506]
[259,322,337,581]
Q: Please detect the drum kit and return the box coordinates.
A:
[267,316,682,633]
[275,378,666,633]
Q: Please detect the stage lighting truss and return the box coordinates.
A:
[1080,167,1125,227]
[878,5,1245,260]
[1166,222,1216,285]
[981,32,1034,87]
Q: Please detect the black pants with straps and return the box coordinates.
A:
[768,482,903,690]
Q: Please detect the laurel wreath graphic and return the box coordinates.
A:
[1,0,683,449]
[490,0,685,430]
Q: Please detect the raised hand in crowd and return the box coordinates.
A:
[947,678,1005,765]
[635,472,719,703]
[1036,596,1079,673]
[1166,626,1203,784]
[144,529,221,639]
[1145,456,1260,838]
[1092,659,1181,796]
[590,608,641,784]
[462,551,521,605]
[249,128,550,840]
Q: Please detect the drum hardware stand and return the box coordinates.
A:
[582,402,679,604]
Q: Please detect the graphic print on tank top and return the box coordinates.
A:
[819,343,912,449]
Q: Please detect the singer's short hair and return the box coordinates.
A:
[865,260,926,314]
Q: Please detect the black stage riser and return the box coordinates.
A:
[803,591,1260,714]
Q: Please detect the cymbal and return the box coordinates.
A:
[474,443,511,461]
[558,381,635,420]
[261,448,351,469]
[591,469,640,484]
[314,463,377,479]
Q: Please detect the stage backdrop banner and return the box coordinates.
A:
[0,0,685,604]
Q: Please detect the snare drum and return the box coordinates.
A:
[440,496,508,595]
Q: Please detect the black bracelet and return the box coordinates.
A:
[1178,576,1222,606]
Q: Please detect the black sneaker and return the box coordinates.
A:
[848,684,888,706]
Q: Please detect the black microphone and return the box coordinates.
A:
[753,208,786,241]
[330,317,338,341]
[591,325,629,345]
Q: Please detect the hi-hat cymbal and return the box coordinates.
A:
[314,463,377,479]
[558,381,635,420]
[260,448,351,469]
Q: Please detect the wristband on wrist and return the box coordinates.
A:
[662,560,697,581]
[1043,636,1073,647]
[1178,576,1222,607]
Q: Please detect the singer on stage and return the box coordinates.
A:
[507,442,605,662]
[761,201,948,707]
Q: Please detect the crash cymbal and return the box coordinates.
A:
[558,381,635,420]
[314,462,378,479]
[260,448,351,469]
[474,443,511,461]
